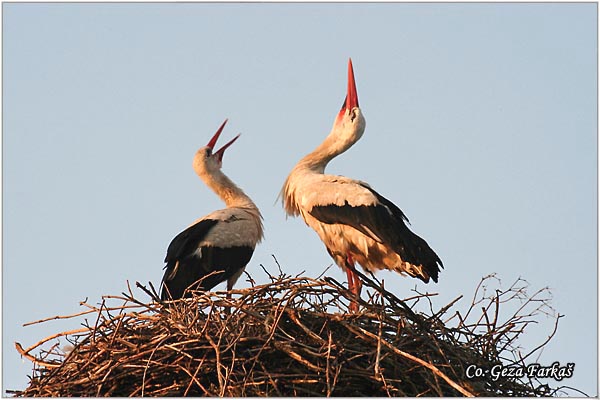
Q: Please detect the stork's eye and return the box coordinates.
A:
[349,109,357,122]
[205,149,212,157]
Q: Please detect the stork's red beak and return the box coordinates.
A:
[206,119,240,162]
[342,58,359,110]
[207,119,228,150]
[214,133,240,162]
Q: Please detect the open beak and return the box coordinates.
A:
[341,58,359,111]
[205,119,241,162]
[214,133,240,162]
[206,119,228,150]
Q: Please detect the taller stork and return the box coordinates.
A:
[161,120,263,301]
[281,59,443,311]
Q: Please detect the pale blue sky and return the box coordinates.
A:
[2,3,597,395]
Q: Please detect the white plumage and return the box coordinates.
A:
[188,208,262,248]
[282,59,442,311]
[161,120,263,301]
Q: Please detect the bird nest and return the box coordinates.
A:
[12,262,570,397]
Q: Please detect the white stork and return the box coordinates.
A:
[281,59,443,311]
[161,119,263,300]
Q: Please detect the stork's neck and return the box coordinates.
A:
[295,129,357,174]
[198,168,256,209]
[295,107,366,174]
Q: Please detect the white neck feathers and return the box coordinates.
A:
[197,167,256,209]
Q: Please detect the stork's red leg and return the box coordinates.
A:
[346,267,355,295]
[346,254,360,313]
[346,267,360,312]
[352,269,362,297]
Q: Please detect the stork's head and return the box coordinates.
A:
[333,58,366,144]
[193,119,240,176]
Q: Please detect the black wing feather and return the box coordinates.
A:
[160,219,255,300]
[164,219,219,264]
[161,245,254,300]
[309,183,443,282]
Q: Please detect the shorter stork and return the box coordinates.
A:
[160,120,263,300]
[281,59,443,312]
